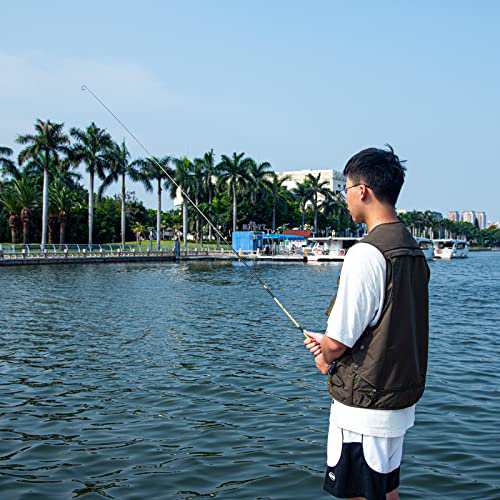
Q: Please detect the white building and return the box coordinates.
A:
[447,211,460,222]
[279,168,345,195]
[476,211,487,229]
[173,168,344,207]
[461,211,476,225]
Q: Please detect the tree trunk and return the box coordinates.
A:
[121,173,126,247]
[59,212,67,245]
[301,205,305,229]
[48,214,57,244]
[156,177,161,251]
[9,214,18,244]
[272,202,276,231]
[41,164,49,249]
[208,186,212,241]
[313,195,318,235]
[182,198,188,249]
[21,208,30,245]
[232,183,237,233]
[88,170,94,247]
[195,196,200,242]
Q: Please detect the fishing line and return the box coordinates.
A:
[81,84,306,333]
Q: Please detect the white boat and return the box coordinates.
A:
[433,239,469,259]
[304,237,360,262]
[415,237,435,260]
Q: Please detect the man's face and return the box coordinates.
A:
[344,176,365,224]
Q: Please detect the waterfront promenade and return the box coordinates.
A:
[0,244,309,266]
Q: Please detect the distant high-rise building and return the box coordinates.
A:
[476,211,487,229]
[461,211,476,225]
[447,211,460,222]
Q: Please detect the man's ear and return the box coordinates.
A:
[359,184,370,201]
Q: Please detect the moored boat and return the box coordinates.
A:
[415,237,435,260]
[304,237,360,262]
[433,239,469,259]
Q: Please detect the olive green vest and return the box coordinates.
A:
[327,221,430,410]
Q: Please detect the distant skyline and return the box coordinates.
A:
[1,1,499,220]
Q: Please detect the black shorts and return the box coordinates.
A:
[323,441,400,499]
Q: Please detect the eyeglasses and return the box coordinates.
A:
[340,183,372,195]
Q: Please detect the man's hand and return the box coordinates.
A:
[314,353,330,374]
[304,331,331,374]
[303,330,324,357]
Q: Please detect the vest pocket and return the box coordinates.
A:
[352,372,378,407]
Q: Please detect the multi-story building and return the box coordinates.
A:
[447,211,460,222]
[461,211,476,225]
[476,211,487,229]
[278,169,345,195]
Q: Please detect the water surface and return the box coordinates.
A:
[0,253,499,499]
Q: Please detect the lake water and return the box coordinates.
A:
[0,253,499,499]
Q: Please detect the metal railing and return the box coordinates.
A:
[0,243,235,260]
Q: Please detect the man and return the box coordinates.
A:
[304,146,430,500]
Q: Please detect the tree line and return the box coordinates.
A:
[398,210,500,247]
[0,119,357,248]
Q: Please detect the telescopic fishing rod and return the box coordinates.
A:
[81,84,306,334]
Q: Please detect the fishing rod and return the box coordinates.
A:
[81,84,306,334]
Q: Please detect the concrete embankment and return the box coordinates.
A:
[0,252,310,266]
[0,252,232,267]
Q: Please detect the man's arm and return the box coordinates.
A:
[321,336,347,364]
[303,333,347,373]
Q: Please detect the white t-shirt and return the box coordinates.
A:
[326,242,415,439]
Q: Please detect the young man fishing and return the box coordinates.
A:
[304,146,430,500]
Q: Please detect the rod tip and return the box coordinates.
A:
[81,85,88,91]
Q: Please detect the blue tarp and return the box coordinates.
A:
[232,231,304,252]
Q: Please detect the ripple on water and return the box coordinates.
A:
[0,254,499,499]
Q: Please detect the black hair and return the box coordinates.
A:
[343,144,406,206]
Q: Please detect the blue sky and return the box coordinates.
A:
[1,1,499,221]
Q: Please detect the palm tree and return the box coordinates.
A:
[131,221,146,244]
[171,157,195,247]
[49,177,77,245]
[99,141,142,246]
[17,119,70,249]
[70,122,113,247]
[218,152,253,233]
[0,184,22,244]
[0,146,17,179]
[305,173,330,235]
[248,160,273,205]
[133,156,173,250]
[194,149,218,240]
[292,179,312,230]
[321,189,346,234]
[264,173,291,231]
[0,175,40,244]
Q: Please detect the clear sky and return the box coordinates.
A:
[1,1,499,221]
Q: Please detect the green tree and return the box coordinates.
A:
[0,146,17,179]
[265,173,291,231]
[194,149,218,240]
[0,183,22,243]
[99,141,143,246]
[171,157,196,246]
[17,119,70,248]
[218,152,253,233]
[305,173,330,235]
[248,159,273,205]
[49,176,78,244]
[133,156,173,250]
[292,179,312,230]
[70,122,113,247]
